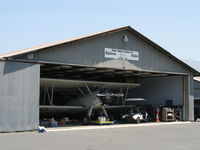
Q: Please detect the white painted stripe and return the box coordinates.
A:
[46,122,191,132]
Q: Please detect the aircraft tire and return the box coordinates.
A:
[83,117,90,125]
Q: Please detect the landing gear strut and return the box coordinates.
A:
[82,106,111,125]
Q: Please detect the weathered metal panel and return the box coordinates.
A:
[0,61,40,132]
[188,75,194,121]
[182,75,194,121]
[130,76,184,106]
[18,30,191,74]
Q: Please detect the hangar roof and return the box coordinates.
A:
[0,26,199,75]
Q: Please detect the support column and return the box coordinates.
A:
[183,75,194,121]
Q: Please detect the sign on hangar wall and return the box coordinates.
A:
[104,48,139,61]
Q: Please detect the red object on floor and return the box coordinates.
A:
[155,108,160,122]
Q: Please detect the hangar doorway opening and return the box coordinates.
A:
[39,63,188,127]
[128,75,188,122]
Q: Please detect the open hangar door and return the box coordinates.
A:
[39,63,189,127]
[127,75,187,121]
[0,61,40,132]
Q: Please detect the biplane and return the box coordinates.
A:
[40,78,141,125]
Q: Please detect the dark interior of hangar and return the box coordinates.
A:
[39,64,184,126]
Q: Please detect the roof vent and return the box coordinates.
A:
[123,35,128,43]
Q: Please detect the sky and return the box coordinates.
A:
[0,0,200,61]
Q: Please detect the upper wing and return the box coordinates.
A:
[40,78,140,89]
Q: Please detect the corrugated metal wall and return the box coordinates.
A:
[0,61,40,132]
[17,30,191,74]
[188,76,194,120]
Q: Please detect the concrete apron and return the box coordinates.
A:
[46,122,192,132]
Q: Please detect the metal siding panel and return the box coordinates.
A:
[19,30,191,74]
[189,76,194,120]
[0,61,39,132]
[182,75,194,121]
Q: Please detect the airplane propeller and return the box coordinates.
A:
[96,88,124,105]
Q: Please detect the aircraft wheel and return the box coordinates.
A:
[83,117,90,125]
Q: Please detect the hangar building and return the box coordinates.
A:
[0,26,199,132]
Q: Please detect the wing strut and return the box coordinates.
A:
[76,86,86,96]
[50,82,54,105]
[85,83,92,95]
[43,82,54,106]
[124,86,130,105]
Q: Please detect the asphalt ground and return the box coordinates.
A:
[0,122,200,150]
